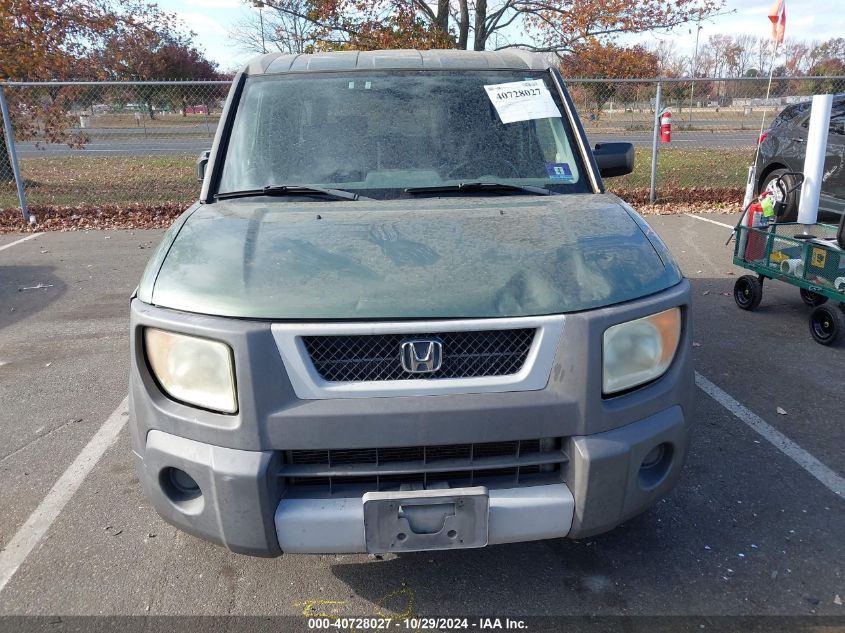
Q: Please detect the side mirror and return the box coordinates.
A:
[592,142,635,178]
[196,150,211,182]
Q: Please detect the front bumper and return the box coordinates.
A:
[134,403,689,556]
[130,280,693,556]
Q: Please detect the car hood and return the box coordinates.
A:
[140,194,681,319]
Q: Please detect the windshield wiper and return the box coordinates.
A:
[404,182,550,196]
[215,185,367,201]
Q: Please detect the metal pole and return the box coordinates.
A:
[253,1,267,54]
[650,81,662,204]
[0,85,30,224]
[260,8,266,54]
[688,22,702,126]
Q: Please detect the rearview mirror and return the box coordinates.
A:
[196,150,211,182]
[592,142,635,178]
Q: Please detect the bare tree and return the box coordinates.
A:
[752,36,775,76]
[701,34,732,78]
[782,40,810,75]
[806,39,833,72]
[645,39,684,75]
[229,0,323,54]
[729,34,756,77]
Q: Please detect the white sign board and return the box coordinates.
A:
[483,80,562,124]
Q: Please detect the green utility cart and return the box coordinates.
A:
[733,221,845,345]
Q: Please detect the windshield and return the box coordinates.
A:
[218,70,591,198]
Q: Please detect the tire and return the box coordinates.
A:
[809,304,844,345]
[734,275,763,310]
[759,168,800,222]
[799,288,828,307]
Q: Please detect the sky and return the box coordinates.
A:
[155,0,845,72]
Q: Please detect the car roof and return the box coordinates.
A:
[243,49,552,75]
[782,94,845,111]
[774,94,845,123]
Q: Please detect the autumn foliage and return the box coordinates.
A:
[252,0,723,54]
[562,41,659,116]
[0,0,220,179]
[1,0,219,82]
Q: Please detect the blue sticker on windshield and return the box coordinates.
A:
[545,163,574,181]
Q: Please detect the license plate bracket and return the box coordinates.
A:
[362,486,489,553]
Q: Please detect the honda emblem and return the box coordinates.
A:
[400,339,443,374]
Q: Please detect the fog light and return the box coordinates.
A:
[169,468,199,494]
[641,444,665,468]
[160,467,203,512]
[638,443,673,490]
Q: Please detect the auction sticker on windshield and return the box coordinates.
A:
[483,79,562,124]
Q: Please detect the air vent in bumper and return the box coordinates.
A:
[280,438,566,494]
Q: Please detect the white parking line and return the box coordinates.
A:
[696,372,844,500]
[0,233,43,253]
[0,397,129,595]
[683,214,735,230]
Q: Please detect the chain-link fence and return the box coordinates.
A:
[567,75,845,205]
[2,76,844,220]
[0,81,229,219]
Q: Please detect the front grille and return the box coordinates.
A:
[302,329,535,382]
[281,438,566,494]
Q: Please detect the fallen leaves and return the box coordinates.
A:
[616,186,745,208]
[1,202,189,233]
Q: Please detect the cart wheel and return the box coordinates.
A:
[799,288,827,307]
[734,275,763,310]
[809,305,845,345]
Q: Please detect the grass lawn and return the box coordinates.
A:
[617,146,751,189]
[1,147,753,210]
[2,155,198,208]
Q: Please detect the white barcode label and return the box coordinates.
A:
[483,79,561,124]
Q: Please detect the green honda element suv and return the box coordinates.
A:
[129,49,693,556]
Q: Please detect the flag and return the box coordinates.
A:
[768,0,786,44]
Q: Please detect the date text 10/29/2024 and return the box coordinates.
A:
[307,617,529,630]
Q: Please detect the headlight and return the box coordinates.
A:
[602,308,681,395]
[144,328,238,414]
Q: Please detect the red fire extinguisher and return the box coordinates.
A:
[660,111,672,143]
[744,200,766,261]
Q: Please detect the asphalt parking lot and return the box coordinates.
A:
[0,213,843,624]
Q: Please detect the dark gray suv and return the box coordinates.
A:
[755,95,845,220]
